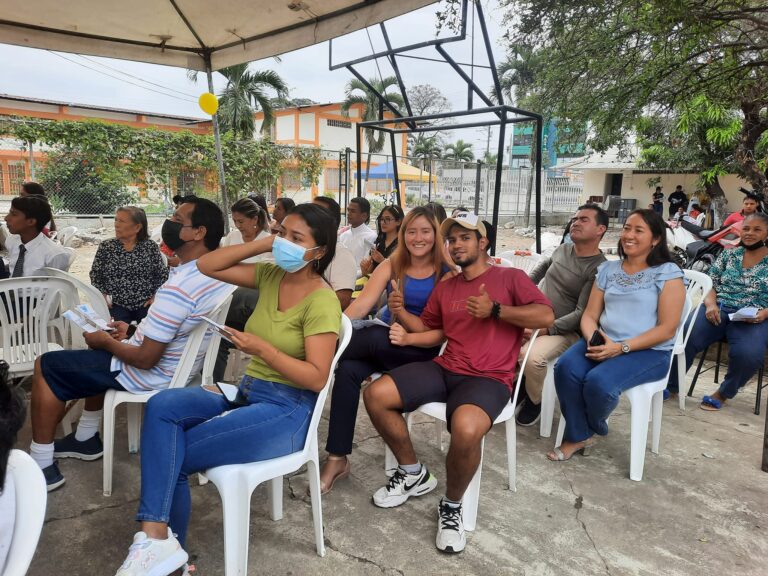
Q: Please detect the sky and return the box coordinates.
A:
[0,1,512,155]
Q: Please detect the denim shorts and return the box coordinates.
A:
[41,349,125,402]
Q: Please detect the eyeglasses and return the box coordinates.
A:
[380,217,398,224]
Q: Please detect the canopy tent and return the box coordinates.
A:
[0,0,435,70]
[0,0,436,228]
[357,161,435,182]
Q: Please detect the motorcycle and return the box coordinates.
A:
[666,187,765,272]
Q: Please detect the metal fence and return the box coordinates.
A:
[0,139,583,223]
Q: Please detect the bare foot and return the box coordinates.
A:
[319,455,350,494]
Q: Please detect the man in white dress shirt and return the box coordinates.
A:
[339,197,377,269]
[4,196,69,277]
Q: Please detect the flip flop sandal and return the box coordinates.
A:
[547,441,594,461]
[700,395,723,411]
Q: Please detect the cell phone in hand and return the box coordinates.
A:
[201,316,235,343]
[588,330,605,347]
[215,382,249,407]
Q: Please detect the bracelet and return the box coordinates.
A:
[491,301,501,320]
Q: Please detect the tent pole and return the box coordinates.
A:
[206,59,229,233]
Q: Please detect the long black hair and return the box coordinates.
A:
[618,208,676,267]
[0,360,27,491]
[288,203,336,277]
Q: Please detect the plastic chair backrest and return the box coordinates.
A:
[3,450,47,576]
[0,277,76,368]
[497,251,541,275]
[58,226,78,247]
[39,267,111,321]
[681,269,713,349]
[169,286,237,389]
[300,315,352,459]
[62,247,76,271]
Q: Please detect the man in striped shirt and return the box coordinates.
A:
[29,197,233,491]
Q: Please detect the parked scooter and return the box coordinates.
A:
[666,187,765,271]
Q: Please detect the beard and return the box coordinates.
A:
[451,251,479,267]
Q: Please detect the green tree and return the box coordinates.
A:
[341,76,405,182]
[443,139,475,162]
[189,65,288,139]
[39,149,135,214]
[638,95,745,208]
[412,136,443,170]
[498,0,768,195]
[493,44,541,105]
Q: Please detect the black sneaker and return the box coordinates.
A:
[54,432,104,461]
[43,461,66,492]
[516,399,541,427]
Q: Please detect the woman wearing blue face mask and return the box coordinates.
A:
[114,204,341,576]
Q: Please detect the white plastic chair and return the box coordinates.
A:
[38,268,111,435]
[0,277,77,379]
[57,226,78,248]
[204,316,352,575]
[102,289,235,496]
[554,296,695,481]
[675,270,712,410]
[539,361,558,438]
[2,450,47,576]
[497,251,541,275]
[384,330,540,532]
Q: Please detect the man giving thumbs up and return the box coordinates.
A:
[363,212,553,554]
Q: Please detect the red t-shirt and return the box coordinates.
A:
[420,266,553,390]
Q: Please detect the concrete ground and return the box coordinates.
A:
[17,365,767,576]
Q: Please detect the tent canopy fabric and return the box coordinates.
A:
[358,161,435,182]
[0,0,435,70]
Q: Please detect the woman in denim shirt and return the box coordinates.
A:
[549,209,685,461]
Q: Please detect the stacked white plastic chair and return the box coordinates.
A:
[203,316,352,575]
[2,450,47,576]
[102,288,236,496]
[0,277,77,379]
[384,330,541,531]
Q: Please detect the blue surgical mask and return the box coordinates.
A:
[272,235,320,273]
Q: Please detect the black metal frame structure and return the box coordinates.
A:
[328,0,543,253]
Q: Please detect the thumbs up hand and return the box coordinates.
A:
[388,279,404,316]
[466,283,494,319]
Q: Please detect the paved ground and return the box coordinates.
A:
[16,365,768,576]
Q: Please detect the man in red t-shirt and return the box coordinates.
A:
[723,195,759,227]
[363,212,553,553]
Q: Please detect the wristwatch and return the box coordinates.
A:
[620,341,631,354]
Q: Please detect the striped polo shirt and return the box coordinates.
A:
[111,259,232,393]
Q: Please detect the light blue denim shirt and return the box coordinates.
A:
[596,260,683,351]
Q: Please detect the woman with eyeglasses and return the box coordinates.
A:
[360,205,404,276]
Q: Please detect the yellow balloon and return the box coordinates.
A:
[199,92,219,115]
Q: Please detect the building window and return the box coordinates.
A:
[327,119,352,129]
[7,161,27,196]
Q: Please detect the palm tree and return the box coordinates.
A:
[412,136,443,170]
[493,44,540,105]
[188,64,288,139]
[341,76,405,182]
[443,139,475,162]
[482,151,498,165]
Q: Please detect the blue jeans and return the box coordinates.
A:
[667,306,768,398]
[136,375,317,545]
[555,339,671,442]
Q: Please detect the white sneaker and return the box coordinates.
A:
[115,527,188,576]
[372,465,437,508]
[436,498,466,553]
